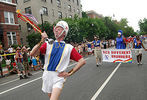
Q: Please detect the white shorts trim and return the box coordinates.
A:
[135,49,142,55]
[42,71,65,93]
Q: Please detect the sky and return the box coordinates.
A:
[81,0,147,31]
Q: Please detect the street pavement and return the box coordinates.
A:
[0,45,147,100]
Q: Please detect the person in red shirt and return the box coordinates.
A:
[30,21,86,100]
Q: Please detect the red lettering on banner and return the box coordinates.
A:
[111,51,115,54]
[110,50,131,54]
[111,55,131,59]
[103,51,110,54]
[116,51,118,54]
[126,51,131,54]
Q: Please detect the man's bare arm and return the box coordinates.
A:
[30,32,48,57]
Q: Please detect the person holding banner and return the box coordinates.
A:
[30,21,86,100]
[93,36,102,67]
[116,30,126,49]
[133,35,147,65]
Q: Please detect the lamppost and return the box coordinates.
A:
[39,8,44,31]
[39,8,45,66]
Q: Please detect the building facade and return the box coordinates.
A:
[86,10,103,19]
[17,0,82,45]
[0,0,21,48]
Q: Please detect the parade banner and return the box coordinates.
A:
[102,49,132,63]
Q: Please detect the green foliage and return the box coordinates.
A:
[82,11,88,18]
[117,18,136,37]
[27,32,41,49]
[1,59,6,68]
[27,16,136,47]
[102,17,119,39]
[38,22,54,39]
[139,18,147,34]
[11,44,22,49]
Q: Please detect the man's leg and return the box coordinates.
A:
[95,50,99,66]
[50,88,62,100]
[99,57,102,65]
[136,55,140,64]
[139,53,142,64]
[26,63,32,76]
[98,50,102,65]
[139,54,142,62]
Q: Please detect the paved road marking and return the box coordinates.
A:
[91,63,121,100]
[0,77,42,95]
[0,58,89,87]
[0,71,42,86]
[0,57,89,95]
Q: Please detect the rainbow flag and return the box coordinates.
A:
[113,58,132,63]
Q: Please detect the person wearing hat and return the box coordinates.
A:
[15,47,28,79]
[92,36,102,67]
[116,30,126,49]
[22,46,32,76]
[30,21,86,100]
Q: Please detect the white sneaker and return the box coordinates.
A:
[137,63,140,65]
[96,63,99,67]
[139,62,143,65]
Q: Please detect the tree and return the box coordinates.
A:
[139,18,147,35]
[118,18,136,37]
[82,11,88,18]
[38,22,54,39]
[102,17,119,39]
[27,22,55,48]
[63,18,81,43]
[123,26,135,37]
[27,32,41,49]
[27,15,137,48]
[119,18,128,28]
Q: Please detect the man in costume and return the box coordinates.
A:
[30,21,86,100]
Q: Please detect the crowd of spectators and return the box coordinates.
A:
[0,45,42,79]
[0,34,146,79]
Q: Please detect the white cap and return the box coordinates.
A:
[118,32,121,35]
[54,21,69,39]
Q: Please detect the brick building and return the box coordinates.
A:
[0,0,21,49]
[86,10,103,19]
